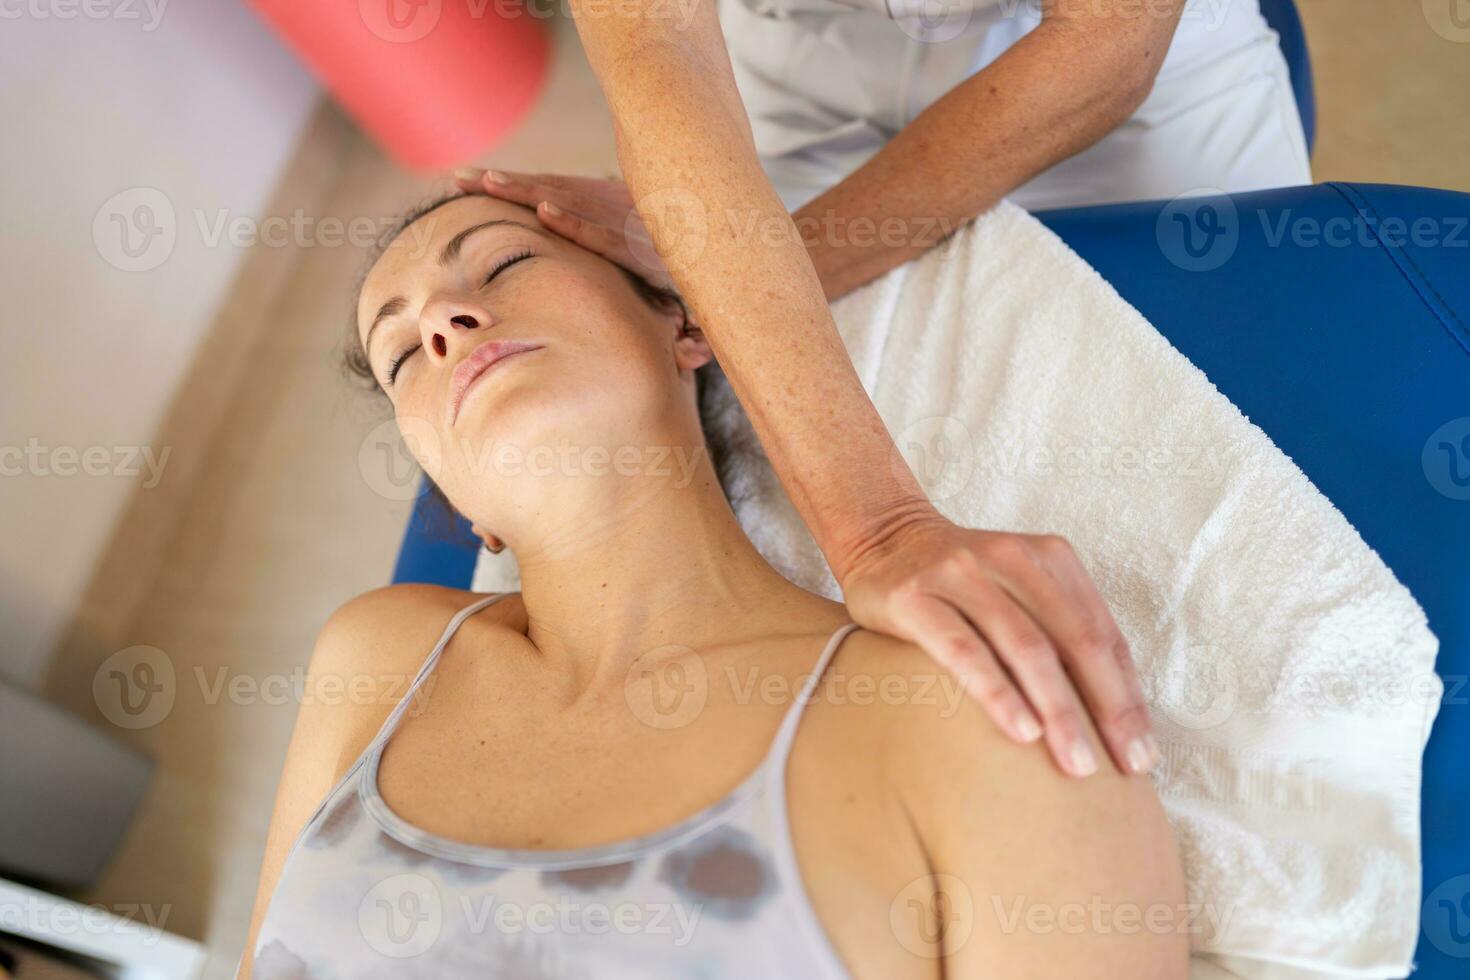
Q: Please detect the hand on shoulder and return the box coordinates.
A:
[832,629,1191,979]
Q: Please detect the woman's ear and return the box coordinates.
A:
[471,522,507,554]
[672,310,714,373]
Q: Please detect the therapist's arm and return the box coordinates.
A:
[801,0,1187,299]
[552,0,1158,779]
[473,0,1186,302]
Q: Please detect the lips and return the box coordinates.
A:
[447,339,544,427]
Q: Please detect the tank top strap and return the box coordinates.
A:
[363,591,512,752]
[763,621,864,775]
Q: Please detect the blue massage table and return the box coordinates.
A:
[1043,184,1470,977]
[392,2,1469,973]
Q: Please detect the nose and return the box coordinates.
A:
[418,296,493,362]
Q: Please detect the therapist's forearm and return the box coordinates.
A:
[800,14,1177,301]
[570,10,936,578]
[472,0,1167,777]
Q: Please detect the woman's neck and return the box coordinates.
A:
[503,445,823,700]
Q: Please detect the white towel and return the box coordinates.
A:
[472,201,1442,979]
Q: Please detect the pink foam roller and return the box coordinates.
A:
[250,0,551,172]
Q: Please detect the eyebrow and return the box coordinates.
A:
[364,218,541,355]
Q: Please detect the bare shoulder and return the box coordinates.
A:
[827,627,1144,794]
[815,628,981,738]
[312,584,519,672]
[238,585,522,977]
[303,585,524,769]
[827,629,1190,978]
[833,627,1175,840]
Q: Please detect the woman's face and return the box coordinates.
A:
[356,194,710,530]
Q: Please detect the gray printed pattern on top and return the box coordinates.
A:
[250,593,859,979]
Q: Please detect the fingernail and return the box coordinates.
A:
[487,169,512,185]
[540,200,563,217]
[453,167,483,183]
[1070,740,1098,777]
[1126,737,1153,774]
[1015,714,1042,742]
[1145,732,1160,765]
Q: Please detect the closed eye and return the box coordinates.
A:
[482,249,534,287]
[386,344,419,387]
[383,250,536,388]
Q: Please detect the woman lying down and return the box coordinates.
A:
[237,189,1189,979]
[234,0,1202,968]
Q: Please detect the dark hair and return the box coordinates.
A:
[341,190,750,536]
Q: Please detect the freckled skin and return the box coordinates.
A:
[241,156,1187,978]
[245,581,1185,979]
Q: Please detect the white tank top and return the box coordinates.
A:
[249,592,862,978]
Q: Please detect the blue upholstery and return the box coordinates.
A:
[1259,0,1316,154]
[393,181,1470,973]
[391,483,479,588]
[1038,183,1470,978]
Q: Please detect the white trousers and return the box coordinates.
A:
[718,0,1314,211]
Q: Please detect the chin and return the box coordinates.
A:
[453,370,646,458]
[454,396,579,468]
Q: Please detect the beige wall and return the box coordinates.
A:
[0,0,318,689]
[1299,0,1470,194]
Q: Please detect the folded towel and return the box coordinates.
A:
[473,201,1442,978]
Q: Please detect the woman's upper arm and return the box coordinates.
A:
[891,648,1191,979]
[236,586,447,978]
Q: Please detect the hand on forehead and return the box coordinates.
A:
[356,194,558,341]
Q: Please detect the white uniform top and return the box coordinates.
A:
[717,0,1312,210]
